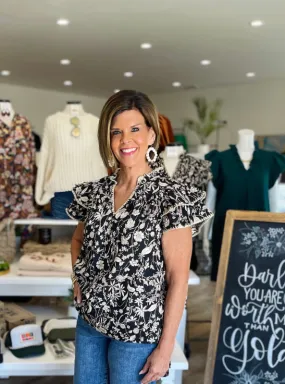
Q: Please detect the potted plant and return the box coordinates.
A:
[65,288,78,318]
[184,97,227,154]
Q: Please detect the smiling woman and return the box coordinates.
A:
[67,89,213,384]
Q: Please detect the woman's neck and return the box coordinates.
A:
[63,103,85,116]
[117,163,152,188]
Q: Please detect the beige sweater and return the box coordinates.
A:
[35,112,107,205]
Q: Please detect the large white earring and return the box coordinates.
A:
[146,146,158,163]
[108,156,116,168]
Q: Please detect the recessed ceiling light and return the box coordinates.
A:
[114,89,120,93]
[124,72,134,78]
[246,72,256,78]
[63,80,73,86]
[60,59,71,65]
[200,60,211,66]
[1,70,11,76]
[140,43,152,49]
[172,81,181,87]
[250,20,264,27]
[57,18,70,26]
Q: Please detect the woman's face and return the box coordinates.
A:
[110,109,155,169]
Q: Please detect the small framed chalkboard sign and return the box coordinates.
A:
[205,210,285,384]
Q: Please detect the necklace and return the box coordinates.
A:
[70,116,80,138]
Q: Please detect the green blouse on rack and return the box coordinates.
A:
[205,145,285,281]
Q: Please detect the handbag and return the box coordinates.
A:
[0,219,16,263]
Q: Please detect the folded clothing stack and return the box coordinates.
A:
[17,252,72,277]
[22,239,71,255]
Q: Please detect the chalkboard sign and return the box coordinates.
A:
[205,210,285,384]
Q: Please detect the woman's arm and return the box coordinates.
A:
[71,222,84,303]
[141,226,192,384]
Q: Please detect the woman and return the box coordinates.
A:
[67,90,212,384]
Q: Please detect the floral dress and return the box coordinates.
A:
[66,167,213,344]
[0,114,38,220]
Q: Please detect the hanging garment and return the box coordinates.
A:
[0,114,38,220]
[35,112,107,206]
[206,145,285,281]
[158,114,175,151]
[50,191,74,219]
[160,153,212,270]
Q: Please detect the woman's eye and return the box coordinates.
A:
[131,127,139,132]
[111,130,121,136]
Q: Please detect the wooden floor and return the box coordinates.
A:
[2,277,215,384]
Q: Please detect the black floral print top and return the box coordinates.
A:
[66,167,213,344]
[155,153,212,192]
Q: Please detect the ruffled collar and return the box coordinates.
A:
[109,166,165,186]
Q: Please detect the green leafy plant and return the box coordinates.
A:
[184,97,226,144]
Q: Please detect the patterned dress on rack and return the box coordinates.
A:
[0,114,38,220]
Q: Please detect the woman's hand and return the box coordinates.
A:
[73,281,82,304]
[140,346,172,384]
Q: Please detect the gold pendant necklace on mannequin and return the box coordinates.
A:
[70,117,81,138]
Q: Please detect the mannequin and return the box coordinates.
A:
[64,101,85,116]
[205,129,285,281]
[160,143,212,272]
[0,100,15,127]
[35,102,107,219]
[160,143,185,176]
[0,100,37,219]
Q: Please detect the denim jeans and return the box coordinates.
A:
[51,191,73,219]
[74,316,157,384]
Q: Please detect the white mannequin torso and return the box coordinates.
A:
[0,101,15,127]
[63,102,85,116]
[161,145,185,177]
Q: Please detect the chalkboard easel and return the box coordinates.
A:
[205,210,285,384]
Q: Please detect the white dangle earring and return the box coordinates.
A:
[108,155,116,168]
[146,146,158,164]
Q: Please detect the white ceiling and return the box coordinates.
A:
[1,0,285,97]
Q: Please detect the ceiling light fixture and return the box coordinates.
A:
[1,70,11,76]
[124,72,134,78]
[114,89,120,93]
[172,81,181,87]
[200,60,211,66]
[140,43,152,49]
[63,80,73,86]
[246,72,256,78]
[250,20,264,27]
[60,59,71,65]
[57,18,70,26]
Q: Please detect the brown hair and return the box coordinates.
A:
[98,90,160,169]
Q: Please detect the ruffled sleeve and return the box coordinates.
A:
[161,183,213,237]
[205,150,222,189]
[269,152,285,188]
[66,181,95,221]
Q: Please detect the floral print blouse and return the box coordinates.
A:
[155,153,212,192]
[66,167,213,344]
[0,114,38,220]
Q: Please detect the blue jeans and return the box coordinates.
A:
[51,191,73,219]
[74,316,157,384]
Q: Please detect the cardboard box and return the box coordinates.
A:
[4,303,36,331]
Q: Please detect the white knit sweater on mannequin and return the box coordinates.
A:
[35,111,107,205]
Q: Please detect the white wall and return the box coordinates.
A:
[1,83,107,136]
[151,80,285,151]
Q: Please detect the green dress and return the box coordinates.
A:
[205,145,285,281]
